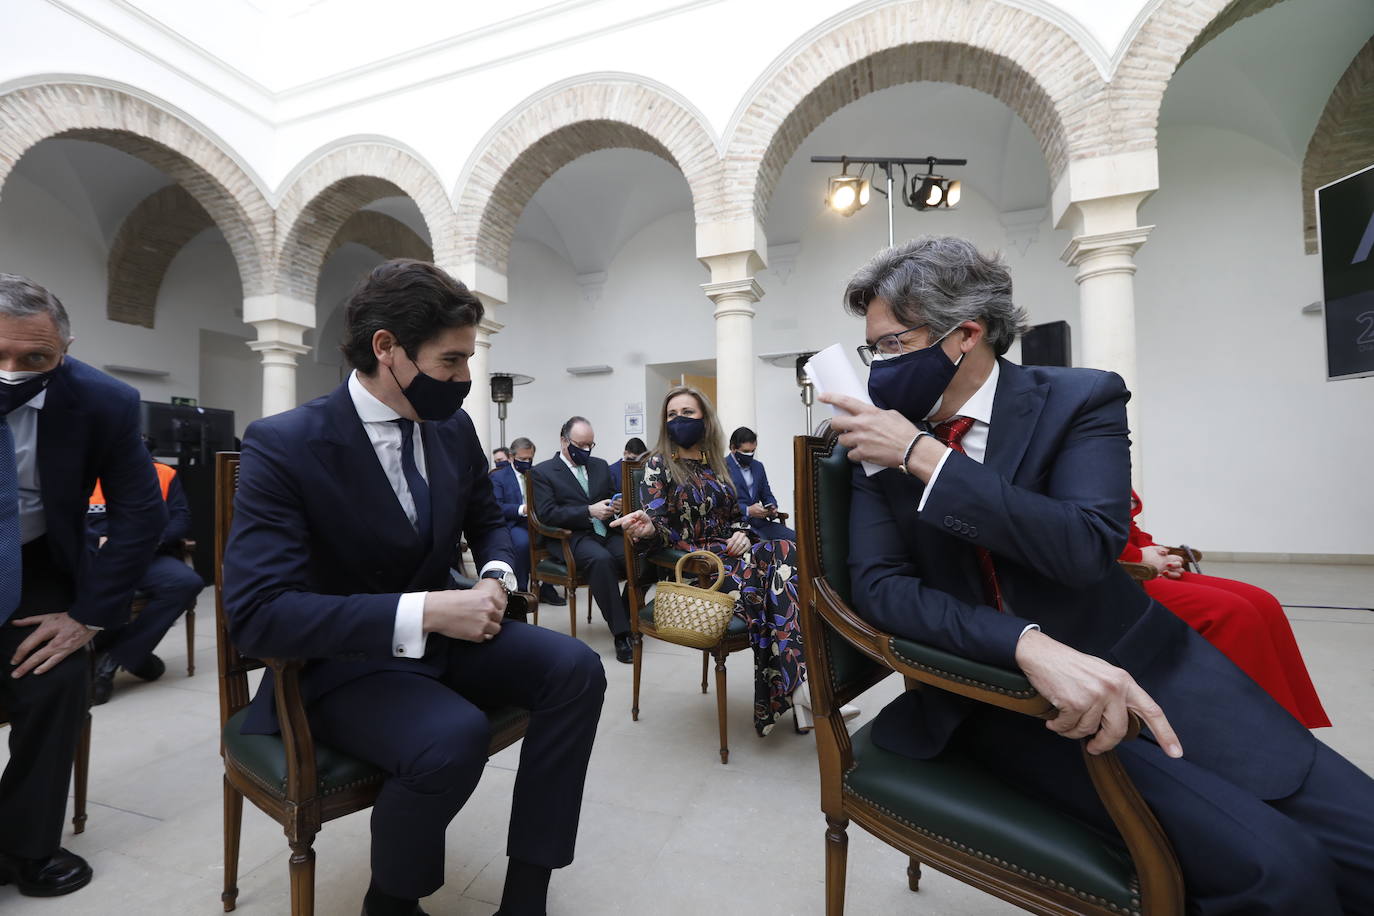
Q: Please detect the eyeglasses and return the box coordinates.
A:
[856,323,930,366]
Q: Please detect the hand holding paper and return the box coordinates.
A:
[804,344,884,476]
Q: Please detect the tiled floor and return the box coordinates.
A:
[3,561,1371,915]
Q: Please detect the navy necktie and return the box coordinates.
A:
[1,417,22,624]
[395,418,432,543]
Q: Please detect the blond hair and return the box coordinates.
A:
[651,385,735,497]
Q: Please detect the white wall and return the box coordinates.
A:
[1135,124,1374,555]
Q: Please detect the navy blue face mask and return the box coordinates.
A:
[513,459,533,473]
[866,330,963,423]
[666,416,706,449]
[566,443,592,466]
[389,349,470,422]
[734,450,755,467]
[0,363,60,415]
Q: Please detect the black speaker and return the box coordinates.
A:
[1021,320,1072,367]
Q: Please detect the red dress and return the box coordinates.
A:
[1122,492,1330,728]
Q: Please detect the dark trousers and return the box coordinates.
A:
[0,538,85,860]
[750,518,796,541]
[570,531,636,635]
[97,554,203,669]
[306,620,605,899]
[958,705,1374,914]
[507,524,530,592]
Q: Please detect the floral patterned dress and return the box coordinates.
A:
[639,453,804,735]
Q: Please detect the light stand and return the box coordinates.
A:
[489,372,534,447]
[760,351,818,432]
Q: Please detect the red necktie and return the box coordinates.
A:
[931,416,1005,613]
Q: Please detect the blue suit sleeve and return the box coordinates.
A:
[160,472,193,545]
[756,461,779,509]
[222,422,400,659]
[68,395,167,627]
[919,371,1131,589]
[492,468,522,522]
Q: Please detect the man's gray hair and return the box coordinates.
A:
[843,236,1028,356]
[510,437,535,452]
[0,273,71,340]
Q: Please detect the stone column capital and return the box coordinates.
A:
[701,278,763,319]
[246,339,310,365]
[1061,226,1154,284]
[477,315,504,342]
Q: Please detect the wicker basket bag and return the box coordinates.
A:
[652,549,737,649]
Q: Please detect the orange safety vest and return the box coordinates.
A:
[89,461,176,509]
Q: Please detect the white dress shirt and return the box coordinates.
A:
[5,387,48,544]
[347,371,513,658]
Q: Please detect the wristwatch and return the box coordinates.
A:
[480,568,514,594]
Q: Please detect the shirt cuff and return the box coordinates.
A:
[916,446,954,512]
[393,592,429,658]
[518,504,527,517]
[480,560,517,592]
[1018,623,1041,639]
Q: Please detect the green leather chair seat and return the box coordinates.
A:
[844,722,1138,911]
[639,597,748,637]
[536,558,573,579]
[223,704,531,798]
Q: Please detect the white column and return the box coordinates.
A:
[468,315,503,454]
[702,276,763,436]
[247,337,310,417]
[1060,225,1152,489]
[243,295,315,420]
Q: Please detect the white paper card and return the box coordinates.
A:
[804,344,884,476]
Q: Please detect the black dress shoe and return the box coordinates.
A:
[539,584,566,606]
[126,653,165,682]
[0,847,92,897]
[91,652,117,706]
[613,634,633,664]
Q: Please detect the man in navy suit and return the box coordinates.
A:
[489,436,565,606]
[824,237,1374,914]
[223,260,605,916]
[0,274,166,897]
[530,418,634,663]
[724,427,794,540]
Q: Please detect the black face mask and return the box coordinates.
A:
[667,416,706,449]
[566,443,592,466]
[866,330,963,423]
[0,363,60,415]
[388,349,470,422]
[513,459,533,473]
[734,450,755,467]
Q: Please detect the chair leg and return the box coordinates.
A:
[288,836,316,916]
[700,651,709,694]
[907,856,922,891]
[825,816,850,916]
[222,777,244,912]
[631,634,643,721]
[185,606,196,677]
[713,648,729,764]
[71,711,91,834]
[567,586,577,639]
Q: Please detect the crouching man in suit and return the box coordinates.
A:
[825,236,1374,914]
[223,259,606,916]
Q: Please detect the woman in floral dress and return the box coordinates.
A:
[614,385,805,735]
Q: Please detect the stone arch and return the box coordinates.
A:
[0,80,273,296]
[452,75,723,278]
[107,185,214,328]
[324,210,433,263]
[721,0,1101,226]
[1303,36,1374,253]
[274,140,454,303]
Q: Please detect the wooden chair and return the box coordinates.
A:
[214,452,531,915]
[620,459,753,764]
[0,656,92,835]
[523,471,625,638]
[794,433,1185,916]
[127,538,199,676]
[1120,546,1206,584]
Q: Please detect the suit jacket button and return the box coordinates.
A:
[944,516,954,527]
[968,526,978,537]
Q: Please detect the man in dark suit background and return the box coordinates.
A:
[0,274,166,897]
[724,426,794,541]
[531,417,634,663]
[222,260,605,916]
[824,237,1374,913]
[489,436,564,606]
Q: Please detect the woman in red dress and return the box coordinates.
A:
[1122,491,1330,728]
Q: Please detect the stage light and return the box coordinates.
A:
[945,179,962,208]
[825,163,870,217]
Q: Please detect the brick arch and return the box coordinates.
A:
[107,185,214,328]
[453,76,723,278]
[0,80,273,296]
[1303,36,1374,254]
[324,210,433,263]
[275,141,454,303]
[722,0,1100,226]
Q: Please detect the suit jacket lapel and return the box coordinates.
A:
[984,359,1048,483]
[420,421,458,556]
[36,365,88,512]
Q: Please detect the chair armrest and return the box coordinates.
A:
[528,518,572,540]
[1165,545,1202,560]
[774,511,790,522]
[1118,560,1158,582]
[506,592,533,622]
[265,658,319,804]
